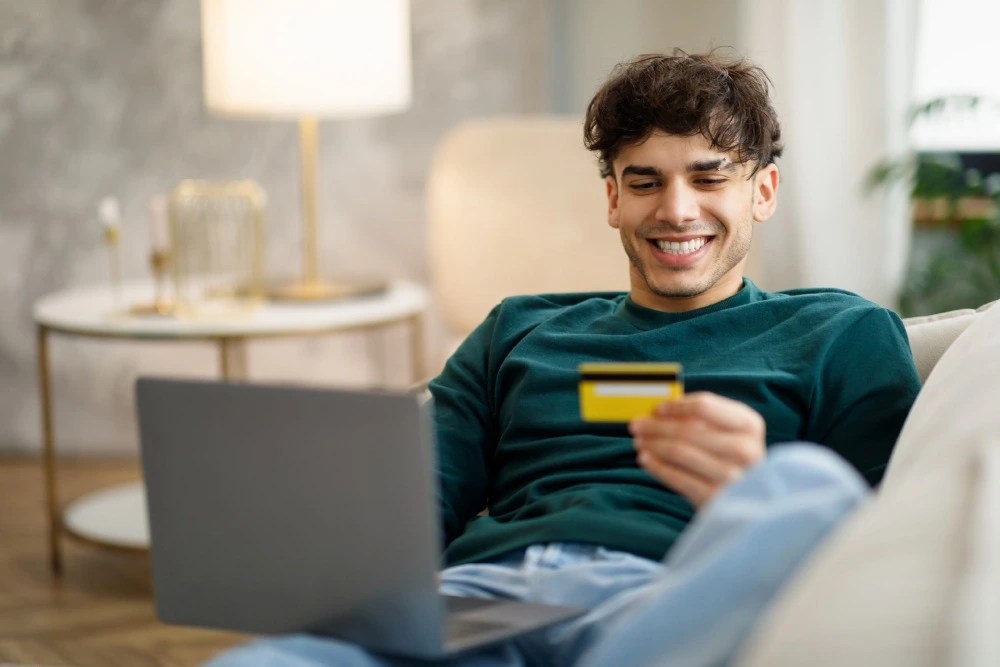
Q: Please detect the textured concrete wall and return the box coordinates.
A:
[0,0,547,454]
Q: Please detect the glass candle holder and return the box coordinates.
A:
[169,180,266,320]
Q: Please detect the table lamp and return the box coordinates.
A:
[201,0,412,301]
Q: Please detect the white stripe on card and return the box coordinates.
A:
[593,383,672,396]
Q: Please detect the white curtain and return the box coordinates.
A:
[739,0,918,307]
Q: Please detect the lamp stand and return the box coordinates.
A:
[268,116,386,301]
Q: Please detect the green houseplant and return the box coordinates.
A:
[866,97,1000,316]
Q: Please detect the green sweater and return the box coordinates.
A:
[429,279,921,567]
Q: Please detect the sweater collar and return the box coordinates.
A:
[616,278,761,330]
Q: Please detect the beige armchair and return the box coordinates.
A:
[425,115,627,368]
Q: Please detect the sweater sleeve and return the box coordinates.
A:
[805,307,921,486]
[427,306,500,547]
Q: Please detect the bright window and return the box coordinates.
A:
[910,0,1000,151]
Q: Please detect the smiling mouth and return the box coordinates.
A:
[650,237,711,255]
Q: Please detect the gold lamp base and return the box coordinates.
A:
[267,118,388,305]
[268,278,387,302]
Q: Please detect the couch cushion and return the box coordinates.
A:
[889,297,996,485]
[734,299,1000,667]
[902,308,976,382]
[901,300,995,383]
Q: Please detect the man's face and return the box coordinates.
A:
[606,131,779,312]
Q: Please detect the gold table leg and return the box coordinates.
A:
[37,324,62,575]
[363,326,390,387]
[218,337,248,381]
[409,313,427,385]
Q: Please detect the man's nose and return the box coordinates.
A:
[655,182,700,225]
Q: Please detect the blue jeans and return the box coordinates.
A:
[205,444,868,667]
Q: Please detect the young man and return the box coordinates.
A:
[210,51,920,666]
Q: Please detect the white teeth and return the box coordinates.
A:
[655,237,707,254]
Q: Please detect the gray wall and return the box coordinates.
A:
[0,0,548,454]
[546,0,741,112]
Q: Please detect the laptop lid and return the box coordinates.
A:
[135,377,447,657]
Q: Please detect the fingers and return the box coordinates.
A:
[633,434,746,509]
[630,416,761,467]
[633,434,743,484]
[636,450,715,508]
[629,392,767,509]
[655,392,765,436]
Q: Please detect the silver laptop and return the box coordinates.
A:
[135,377,584,659]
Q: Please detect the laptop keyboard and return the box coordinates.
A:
[444,595,503,613]
[447,615,512,641]
[443,596,513,641]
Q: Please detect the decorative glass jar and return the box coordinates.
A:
[169,180,266,319]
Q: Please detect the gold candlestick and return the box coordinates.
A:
[129,249,174,316]
[129,195,174,317]
[150,248,173,315]
[98,197,123,314]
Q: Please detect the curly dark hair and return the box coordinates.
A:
[584,49,783,179]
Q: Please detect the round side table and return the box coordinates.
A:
[34,279,429,575]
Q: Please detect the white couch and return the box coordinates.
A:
[734,298,999,667]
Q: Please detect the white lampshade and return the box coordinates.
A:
[201,0,412,119]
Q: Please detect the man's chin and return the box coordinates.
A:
[648,285,711,300]
[644,274,713,300]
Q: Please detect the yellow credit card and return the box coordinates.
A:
[578,362,684,423]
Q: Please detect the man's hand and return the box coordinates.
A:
[629,392,766,509]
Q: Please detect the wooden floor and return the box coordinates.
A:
[0,455,246,667]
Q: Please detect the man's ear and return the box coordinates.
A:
[606,175,620,229]
[752,163,780,222]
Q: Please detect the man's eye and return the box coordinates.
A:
[630,181,659,191]
[695,178,726,186]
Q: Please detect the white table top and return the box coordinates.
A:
[33,279,429,339]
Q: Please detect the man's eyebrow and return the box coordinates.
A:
[620,165,662,178]
[620,160,739,178]
[687,158,738,173]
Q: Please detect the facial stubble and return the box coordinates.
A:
[621,212,754,300]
